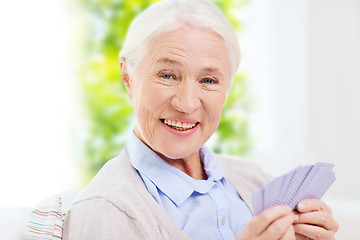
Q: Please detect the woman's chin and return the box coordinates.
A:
[156,147,199,162]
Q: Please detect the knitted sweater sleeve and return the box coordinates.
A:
[63,197,145,240]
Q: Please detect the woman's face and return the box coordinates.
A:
[122,26,231,161]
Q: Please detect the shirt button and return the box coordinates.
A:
[221,217,226,225]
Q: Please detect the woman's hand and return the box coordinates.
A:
[294,199,339,240]
[236,205,296,240]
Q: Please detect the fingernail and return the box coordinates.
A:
[298,201,307,210]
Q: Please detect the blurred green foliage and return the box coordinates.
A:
[76,0,252,183]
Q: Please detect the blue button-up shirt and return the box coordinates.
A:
[126,132,253,240]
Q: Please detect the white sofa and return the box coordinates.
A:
[0,206,32,240]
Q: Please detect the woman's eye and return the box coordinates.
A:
[202,78,217,84]
[160,73,173,80]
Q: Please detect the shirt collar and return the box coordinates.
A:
[126,131,225,206]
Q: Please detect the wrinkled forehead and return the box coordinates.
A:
[142,26,232,78]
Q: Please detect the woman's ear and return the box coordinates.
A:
[120,57,132,99]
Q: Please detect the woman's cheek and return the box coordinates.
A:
[207,94,226,121]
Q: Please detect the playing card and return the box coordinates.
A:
[251,162,335,215]
[290,165,335,209]
[251,187,264,215]
[282,165,313,206]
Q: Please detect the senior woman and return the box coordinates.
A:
[63,0,338,239]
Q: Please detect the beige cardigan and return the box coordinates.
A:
[63,150,271,240]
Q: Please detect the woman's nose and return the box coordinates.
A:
[171,84,201,114]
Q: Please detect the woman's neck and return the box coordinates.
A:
[157,150,208,180]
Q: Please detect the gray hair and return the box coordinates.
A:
[119,0,240,81]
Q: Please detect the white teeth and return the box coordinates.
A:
[163,119,197,130]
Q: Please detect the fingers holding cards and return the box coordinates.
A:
[250,163,338,239]
[296,199,332,214]
[237,205,296,240]
[294,199,339,240]
[293,223,336,240]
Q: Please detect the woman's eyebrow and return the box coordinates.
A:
[155,57,182,66]
[154,58,225,76]
[202,67,224,77]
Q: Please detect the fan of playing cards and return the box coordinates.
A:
[251,162,336,215]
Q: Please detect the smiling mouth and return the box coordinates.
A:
[161,119,199,131]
